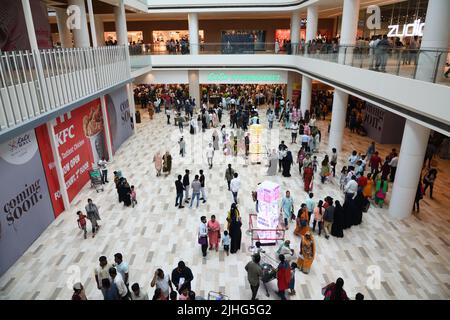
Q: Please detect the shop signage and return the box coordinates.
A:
[387,19,425,38]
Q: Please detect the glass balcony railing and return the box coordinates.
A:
[129,42,450,85]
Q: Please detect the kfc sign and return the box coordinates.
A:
[56,125,75,146]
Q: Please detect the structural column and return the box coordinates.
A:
[54,7,73,48]
[86,0,97,47]
[47,122,71,211]
[300,3,318,117]
[328,89,348,153]
[338,0,360,64]
[415,0,450,82]
[100,97,114,161]
[188,70,200,109]
[114,0,128,45]
[188,13,199,55]
[328,0,360,152]
[95,15,105,47]
[68,0,90,47]
[290,11,300,54]
[389,120,430,219]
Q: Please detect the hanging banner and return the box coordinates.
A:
[0,130,55,276]
[105,86,133,154]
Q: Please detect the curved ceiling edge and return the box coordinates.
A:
[147,0,311,11]
[149,65,450,135]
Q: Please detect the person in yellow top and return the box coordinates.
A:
[363,173,374,199]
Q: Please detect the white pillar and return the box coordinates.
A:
[127,83,137,134]
[389,120,430,219]
[416,0,450,82]
[300,76,312,117]
[188,13,199,55]
[54,7,73,48]
[114,0,128,46]
[188,70,200,109]
[328,89,348,153]
[300,3,319,117]
[291,11,300,54]
[21,0,50,108]
[69,0,90,47]
[86,0,97,47]
[100,96,114,161]
[95,15,105,47]
[338,0,360,64]
[47,122,71,211]
[306,4,318,42]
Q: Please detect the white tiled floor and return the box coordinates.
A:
[0,107,449,300]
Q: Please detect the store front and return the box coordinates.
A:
[104,31,143,44]
[199,70,288,106]
[152,30,205,53]
[336,0,429,39]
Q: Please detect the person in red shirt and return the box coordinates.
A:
[357,173,368,192]
[369,151,382,179]
[77,211,87,239]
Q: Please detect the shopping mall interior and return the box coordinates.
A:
[0,0,449,302]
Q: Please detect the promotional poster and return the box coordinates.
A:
[35,99,106,216]
[105,86,133,153]
[0,130,55,276]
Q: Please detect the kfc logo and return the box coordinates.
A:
[56,125,75,146]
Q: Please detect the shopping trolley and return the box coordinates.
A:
[208,291,230,300]
[89,169,104,192]
[259,252,279,297]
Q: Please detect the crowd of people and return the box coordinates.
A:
[71,81,442,301]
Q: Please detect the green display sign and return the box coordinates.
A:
[206,72,281,82]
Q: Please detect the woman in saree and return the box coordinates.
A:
[303,155,314,192]
[207,215,221,251]
[294,205,309,237]
[297,231,315,274]
[374,177,388,208]
[363,173,374,199]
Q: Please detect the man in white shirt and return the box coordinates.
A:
[94,256,112,298]
[151,269,173,299]
[98,158,108,184]
[230,172,241,204]
[113,253,129,286]
[109,267,129,300]
[348,150,359,168]
[344,175,358,202]
[130,283,149,300]
[388,155,399,182]
[206,143,214,169]
[199,216,208,258]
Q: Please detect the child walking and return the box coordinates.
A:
[288,262,297,295]
[312,156,318,172]
[130,185,137,207]
[77,210,87,239]
[340,166,348,190]
[222,230,231,256]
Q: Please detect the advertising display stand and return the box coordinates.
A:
[254,181,282,245]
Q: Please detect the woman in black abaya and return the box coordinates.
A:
[342,196,353,230]
[229,208,242,254]
[282,150,293,177]
[352,191,365,226]
[118,178,132,207]
[331,200,344,238]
